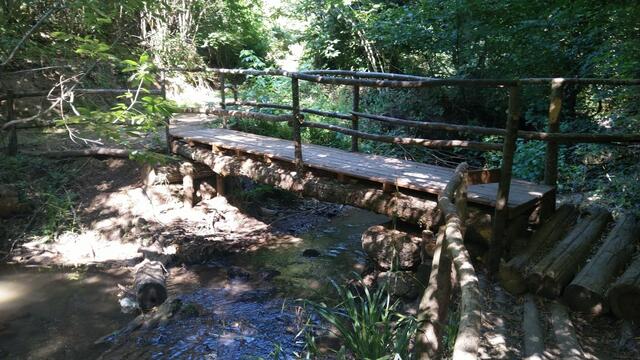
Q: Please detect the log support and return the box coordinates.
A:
[172,140,439,226]
[490,85,521,273]
[180,162,195,208]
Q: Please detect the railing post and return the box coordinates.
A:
[5,90,17,156]
[160,70,172,154]
[351,84,360,152]
[291,77,303,169]
[219,72,227,129]
[542,78,563,216]
[489,84,521,273]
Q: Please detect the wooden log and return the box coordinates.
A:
[21,148,131,158]
[607,254,640,320]
[415,227,452,359]
[523,295,544,360]
[181,163,195,208]
[527,207,611,298]
[302,121,503,151]
[438,163,481,360]
[291,78,303,169]
[172,141,439,227]
[351,85,360,152]
[549,302,584,360]
[133,259,168,312]
[499,204,578,295]
[564,214,639,315]
[143,161,215,186]
[489,85,521,273]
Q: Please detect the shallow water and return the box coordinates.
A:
[0,207,388,359]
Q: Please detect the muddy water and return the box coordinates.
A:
[0,207,388,359]
[0,266,130,359]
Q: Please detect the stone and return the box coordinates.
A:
[302,249,321,257]
[361,225,422,270]
[377,271,422,300]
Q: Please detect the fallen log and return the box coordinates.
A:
[499,204,578,295]
[172,141,439,227]
[549,302,584,360]
[564,214,639,315]
[527,207,611,298]
[415,227,452,359]
[522,295,544,360]
[134,259,168,312]
[22,148,131,158]
[607,254,640,320]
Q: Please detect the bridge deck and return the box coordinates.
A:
[170,118,553,216]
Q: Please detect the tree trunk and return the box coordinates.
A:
[172,141,440,227]
[527,207,610,298]
[607,254,640,320]
[134,259,168,312]
[499,204,578,294]
[564,214,639,315]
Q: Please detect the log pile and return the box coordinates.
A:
[607,254,640,320]
[527,207,610,298]
[564,214,639,315]
[499,204,578,295]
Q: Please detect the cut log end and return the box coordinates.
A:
[137,283,168,312]
[608,285,640,320]
[563,285,606,316]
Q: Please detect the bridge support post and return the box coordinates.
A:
[489,84,521,273]
[542,79,564,220]
[351,85,360,152]
[180,162,195,208]
[291,78,303,169]
[5,90,17,156]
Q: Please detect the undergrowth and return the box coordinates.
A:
[0,155,82,241]
[304,277,419,360]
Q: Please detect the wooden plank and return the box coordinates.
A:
[169,124,553,212]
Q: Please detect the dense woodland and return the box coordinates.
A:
[1,2,640,358]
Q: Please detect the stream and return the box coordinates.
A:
[0,207,388,359]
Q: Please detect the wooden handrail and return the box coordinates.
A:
[302,121,503,151]
[353,111,640,143]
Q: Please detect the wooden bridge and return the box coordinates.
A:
[3,68,640,271]
[161,69,640,271]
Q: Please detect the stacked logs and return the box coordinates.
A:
[500,205,640,320]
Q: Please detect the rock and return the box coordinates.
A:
[361,225,422,270]
[302,249,321,257]
[466,211,492,247]
[259,269,281,281]
[377,271,422,299]
[227,266,251,281]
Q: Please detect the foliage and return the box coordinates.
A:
[305,278,418,359]
[0,155,82,238]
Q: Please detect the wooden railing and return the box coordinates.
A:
[415,162,481,359]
